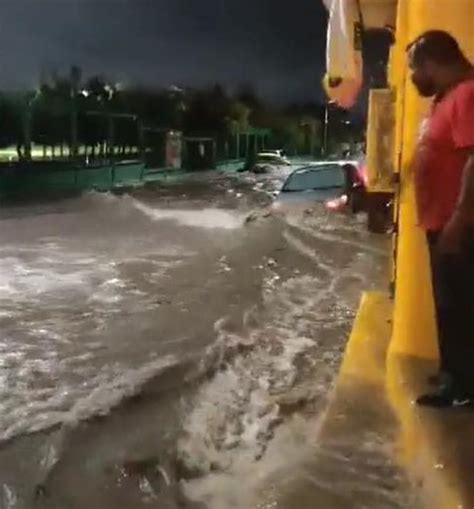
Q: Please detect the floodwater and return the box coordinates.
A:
[0,169,417,508]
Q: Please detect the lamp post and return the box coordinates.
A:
[70,66,82,160]
[322,101,334,156]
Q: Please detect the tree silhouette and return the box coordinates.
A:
[0,68,326,164]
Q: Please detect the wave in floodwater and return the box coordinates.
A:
[27,267,352,509]
[0,182,414,509]
[130,197,245,230]
[179,273,352,509]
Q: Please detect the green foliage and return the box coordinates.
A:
[225,101,250,133]
[0,68,324,160]
[0,93,23,149]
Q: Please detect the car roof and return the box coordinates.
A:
[297,160,358,167]
[286,163,346,179]
[257,151,282,156]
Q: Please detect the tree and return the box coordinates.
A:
[31,71,70,153]
[0,65,330,163]
[225,100,250,134]
[184,85,227,134]
[0,93,24,159]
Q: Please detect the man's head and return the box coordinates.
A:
[407,30,469,97]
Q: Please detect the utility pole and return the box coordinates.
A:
[70,66,82,160]
[22,94,34,161]
[322,103,330,156]
[236,129,240,159]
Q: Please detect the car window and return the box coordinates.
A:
[282,165,345,192]
[257,155,281,163]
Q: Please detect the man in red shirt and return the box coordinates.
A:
[408,31,474,407]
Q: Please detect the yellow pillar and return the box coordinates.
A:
[390,0,474,359]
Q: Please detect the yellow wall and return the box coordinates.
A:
[390,0,474,359]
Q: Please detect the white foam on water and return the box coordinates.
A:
[0,240,191,312]
[286,215,388,257]
[1,484,17,509]
[282,230,334,274]
[0,240,192,443]
[0,355,179,442]
[88,277,127,305]
[0,252,115,303]
[63,355,179,427]
[130,198,244,230]
[177,272,351,509]
[282,229,381,314]
[183,416,322,509]
[279,206,389,264]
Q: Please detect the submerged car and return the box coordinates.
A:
[250,152,292,174]
[260,149,287,159]
[273,161,366,213]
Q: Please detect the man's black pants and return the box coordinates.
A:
[427,231,474,395]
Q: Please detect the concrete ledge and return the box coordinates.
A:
[387,353,474,509]
[334,291,474,509]
[338,291,392,383]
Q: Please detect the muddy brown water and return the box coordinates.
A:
[0,171,417,508]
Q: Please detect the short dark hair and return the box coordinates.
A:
[406,30,466,66]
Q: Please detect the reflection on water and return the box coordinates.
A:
[0,173,416,508]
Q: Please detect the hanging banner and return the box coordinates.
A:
[322,0,363,109]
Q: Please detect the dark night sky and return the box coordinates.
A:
[0,0,328,103]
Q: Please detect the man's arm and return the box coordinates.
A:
[438,152,474,254]
[452,83,474,216]
[456,151,474,217]
[438,83,474,253]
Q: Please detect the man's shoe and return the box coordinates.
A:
[416,390,473,408]
[416,391,455,408]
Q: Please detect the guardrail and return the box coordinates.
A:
[0,160,145,195]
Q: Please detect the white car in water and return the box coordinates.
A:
[272,162,357,213]
[250,152,291,174]
[260,149,287,159]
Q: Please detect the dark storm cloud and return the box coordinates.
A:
[0,0,328,101]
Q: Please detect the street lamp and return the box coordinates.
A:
[322,100,336,157]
